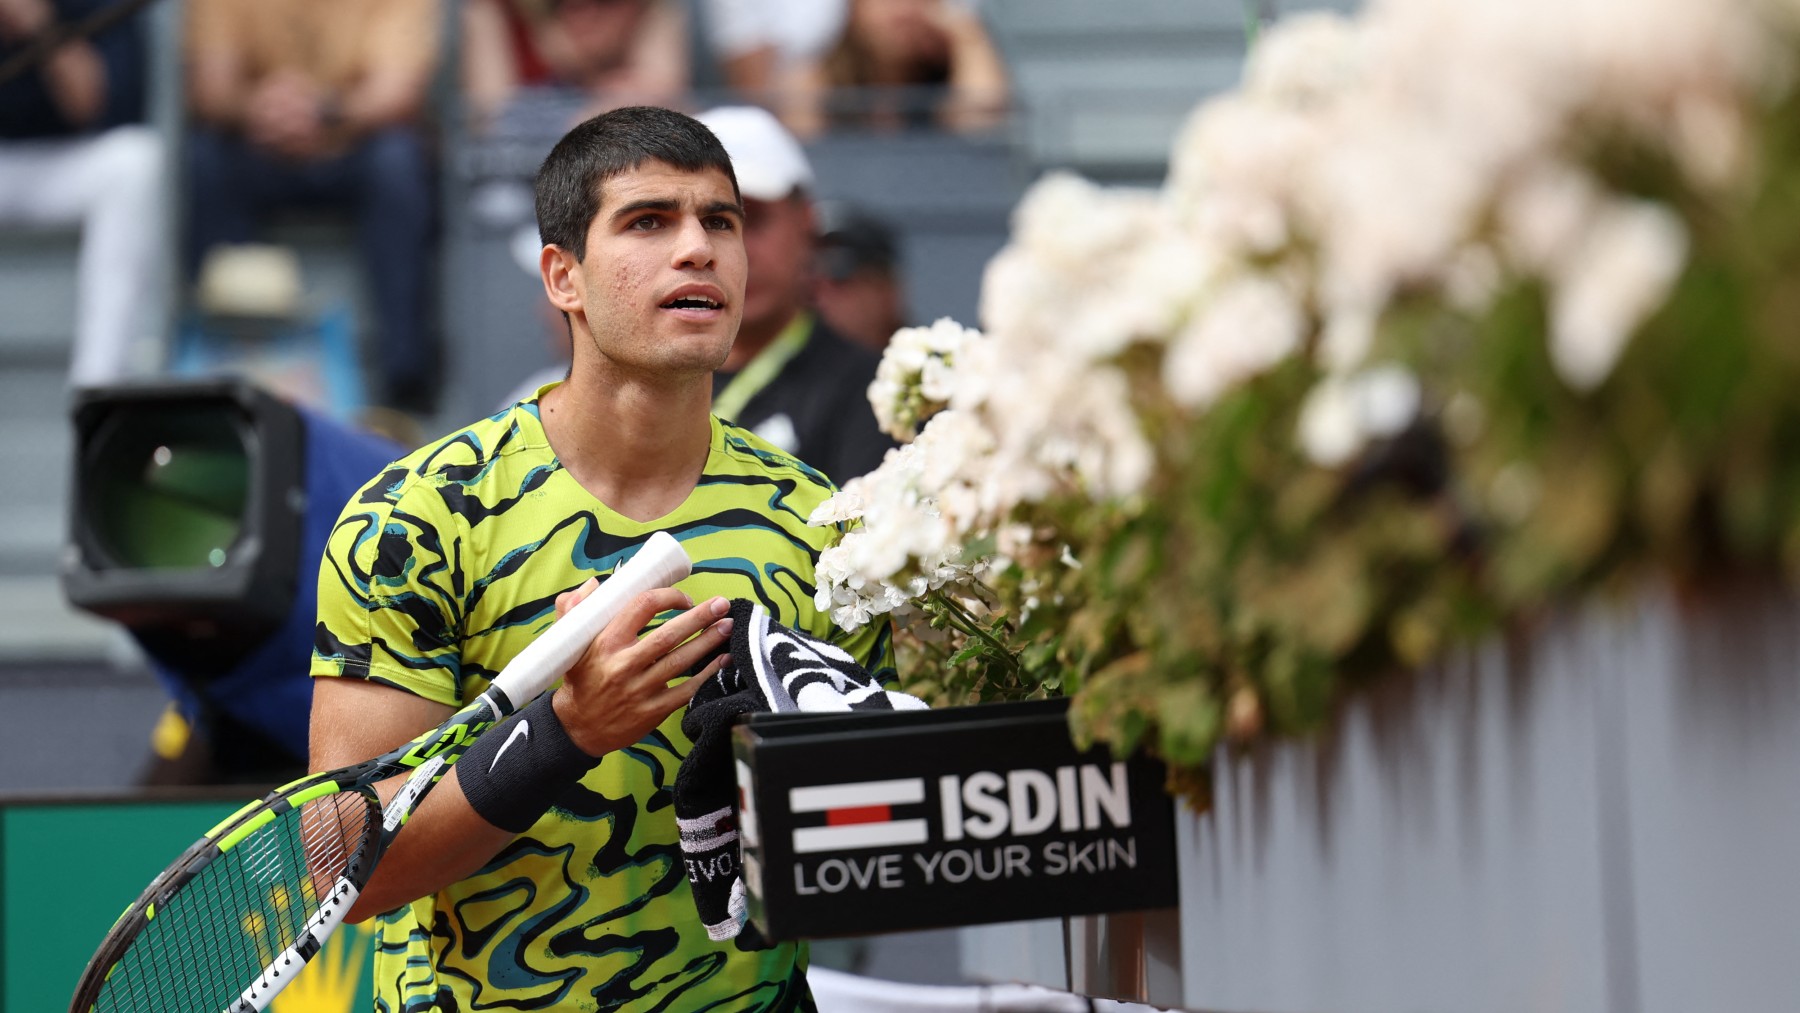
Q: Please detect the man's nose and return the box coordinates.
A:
[671,218,717,269]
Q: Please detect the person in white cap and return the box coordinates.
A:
[695,104,895,486]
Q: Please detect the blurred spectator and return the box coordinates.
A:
[463,0,689,129]
[0,0,164,388]
[790,0,1008,136]
[814,202,906,352]
[697,105,895,485]
[183,0,441,414]
[702,0,845,102]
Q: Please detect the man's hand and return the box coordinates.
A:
[0,0,50,43]
[244,69,329,159]
[549,584,731,757]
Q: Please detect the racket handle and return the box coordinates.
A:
[488,531,694,703]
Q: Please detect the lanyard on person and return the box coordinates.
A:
[713,312,812,423]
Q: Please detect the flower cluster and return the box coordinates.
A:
[866,318,977,442]
[814,0,1800,777]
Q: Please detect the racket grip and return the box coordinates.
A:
[488,531,694,703]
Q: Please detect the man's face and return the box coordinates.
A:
[740,194,816,336]
[815,268,903,352]
[567,161,747,376]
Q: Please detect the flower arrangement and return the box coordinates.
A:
[810,0,1800,792]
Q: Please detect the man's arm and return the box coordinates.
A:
[932,1,1008,133]
[184,0,248,128]
[337,0,438,137]
[311,585,731,923]
[0,0,107,126]
[308,677,517,923]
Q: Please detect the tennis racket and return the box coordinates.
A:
[69,531,693,1013]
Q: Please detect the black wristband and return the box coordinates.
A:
[458,693,602,833]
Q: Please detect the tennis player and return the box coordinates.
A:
[308,105,894,1012]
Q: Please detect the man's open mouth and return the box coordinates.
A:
[661,296,722,309]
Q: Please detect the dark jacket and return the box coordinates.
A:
[0,0,146,139]
[718,316,898,488]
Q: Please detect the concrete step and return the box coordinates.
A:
[0,229,79,362]
[0,574,128,665]
[0,364,75,577]
[0,654,165,792]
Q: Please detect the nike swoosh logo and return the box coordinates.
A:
[489,719,531,772]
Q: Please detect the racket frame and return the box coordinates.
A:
[69,531,691,1013]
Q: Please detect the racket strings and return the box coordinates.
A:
[93,791,375,1012]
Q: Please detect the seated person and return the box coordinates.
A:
[699,0,846,104]
[183,0,441,414]
[814,203,906,353]
[788,0,1009,137]
[0,0,164,388]
[698,105,896,484]
[462,0,689,129]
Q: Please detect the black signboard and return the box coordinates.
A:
[730,697,1177,941]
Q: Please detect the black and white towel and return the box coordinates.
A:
[676,598,927,947]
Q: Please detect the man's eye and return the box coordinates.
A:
[705,216,736,231]
[631,216,661,230]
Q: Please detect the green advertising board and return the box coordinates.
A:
[1,795,376,1012]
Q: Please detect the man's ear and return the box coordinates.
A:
[540,244,584,315]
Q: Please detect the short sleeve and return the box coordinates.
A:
[310,466,468,707]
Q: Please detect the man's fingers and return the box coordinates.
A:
[553,576,599,619]
[652,616,734,680]
[636,597,731,659]
[652,660,715,714]
[595,586,694,650]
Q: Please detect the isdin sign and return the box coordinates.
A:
[730,698,1177,940]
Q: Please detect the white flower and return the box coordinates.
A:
[1163,271,1307,408]
[1498,161,1602,274]
[1298,376,1366,468]
[813,0,1779,638]
[1009,173,1149,269]
[1242,11,1368,109]
[1548,198,1688,390]
[1167,96,1313,257]
[832,598,875,631]
[809,487,866,526]
[918,356,957,402]
[1297,364,1423,467]
[984,170,1221,371]
[1497,164,1690,389]
[1318,305,1378,373]
[869,318,985,441]
[1307,107,1494,321]
[1357,364,1423,438]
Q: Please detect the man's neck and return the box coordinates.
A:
[723,306,802,372]
[538,364,714,524]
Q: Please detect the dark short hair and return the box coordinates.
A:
[534,106,741,259]
[818,206,900,280]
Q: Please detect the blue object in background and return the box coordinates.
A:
[172,304,369,423]
[145,404,401,766]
